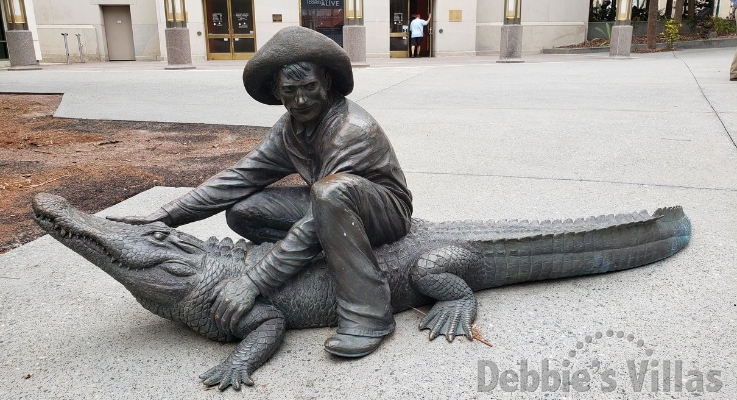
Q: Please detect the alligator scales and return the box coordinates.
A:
[32,193,691,390]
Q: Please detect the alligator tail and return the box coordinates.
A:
[469,206,691,290]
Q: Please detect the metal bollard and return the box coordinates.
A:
[61,33,70,64]
[75,34,84,63]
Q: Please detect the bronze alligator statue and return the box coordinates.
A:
[31,193,690,390]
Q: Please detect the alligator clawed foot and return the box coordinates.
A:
[418,296,477,342]
[200,362,254,391]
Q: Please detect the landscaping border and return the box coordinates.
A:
[542,37,737,54]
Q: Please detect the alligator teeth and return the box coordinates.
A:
[60,228,67,237]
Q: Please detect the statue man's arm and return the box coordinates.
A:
[213,213,320,335]
[108,119,294,227]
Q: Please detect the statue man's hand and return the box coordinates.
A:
[211,275,260,337]
[106,209,172,226]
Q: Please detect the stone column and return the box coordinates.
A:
[343,25,369,68]
[164,28,195,70]
[609,25,633,58]
[497,24,524,63]
[7,30,41,70]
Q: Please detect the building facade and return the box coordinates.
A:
[1,0,617,64]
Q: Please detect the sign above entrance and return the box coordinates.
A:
[303,0,343,9]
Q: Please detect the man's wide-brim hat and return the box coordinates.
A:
[242,26,354,105]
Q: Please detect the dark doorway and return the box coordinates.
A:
[390,0,433,58]
[412,0,433,57]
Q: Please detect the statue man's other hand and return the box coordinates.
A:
[106,209,172,226]
[211,275,260,337]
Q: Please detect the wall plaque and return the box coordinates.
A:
[449,10,462,22]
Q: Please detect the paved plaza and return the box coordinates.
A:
[1,48,736,399]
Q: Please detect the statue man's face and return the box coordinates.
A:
[275,67,331,125]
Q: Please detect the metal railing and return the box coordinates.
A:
[60,32,85,64]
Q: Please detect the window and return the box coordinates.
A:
[301,0,344,47]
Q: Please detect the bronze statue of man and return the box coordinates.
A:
[109,26,412,358]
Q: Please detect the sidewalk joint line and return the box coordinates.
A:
[406,170,736,192]
[354,69,431,102]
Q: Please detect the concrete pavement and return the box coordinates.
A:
[1,48,736,399]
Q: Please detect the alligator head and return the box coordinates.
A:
[32,193,206,307]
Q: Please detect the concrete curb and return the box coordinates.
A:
[542,36,737,54]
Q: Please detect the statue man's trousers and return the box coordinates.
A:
[225,173,412,337]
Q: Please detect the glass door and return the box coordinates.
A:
[389,0,409,58]
[204,0,255,60]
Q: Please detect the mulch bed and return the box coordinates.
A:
[0,94,302,254]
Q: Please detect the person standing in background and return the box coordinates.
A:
[409,13,431,58]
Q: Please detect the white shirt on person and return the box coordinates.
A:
[410,18,428,38]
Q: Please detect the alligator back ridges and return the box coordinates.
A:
[462,206,691,290]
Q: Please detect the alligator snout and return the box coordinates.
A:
[32,192,70,219]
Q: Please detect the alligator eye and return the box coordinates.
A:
[152,232,168,241]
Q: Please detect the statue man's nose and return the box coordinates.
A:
[296,90,306,105]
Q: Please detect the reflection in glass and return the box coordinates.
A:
[206,0,229,35]
[390,37,408,52]
[208,38,231,53]
[390,0,408,33]
[300,0,344,47]
[231,0,254,33]
[233,37,255,53]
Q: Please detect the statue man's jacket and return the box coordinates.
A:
[160,94,412,297]
[161,93,412,226]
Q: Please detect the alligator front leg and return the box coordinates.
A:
[410,246,480,342]
[200,302,285,391]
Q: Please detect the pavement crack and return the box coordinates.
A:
[672,51,737,150]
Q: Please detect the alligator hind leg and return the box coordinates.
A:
[410,246,480,342]
[200,302,285,391]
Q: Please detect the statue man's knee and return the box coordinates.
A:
[311,174,358,212]
[225,200,260,237]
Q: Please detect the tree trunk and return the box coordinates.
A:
[674,0,684,22]
[688,0,695,18]
[665,0,674,18]
[647,0,659,49]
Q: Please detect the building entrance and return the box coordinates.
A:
[204,0,255,60]
[102,6,136,61]
[390,0,433,58]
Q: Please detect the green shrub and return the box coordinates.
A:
[711,17,736,35]
[594,22,613,45]
[697,16,737,36]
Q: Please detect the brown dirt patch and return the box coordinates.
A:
[0,94,302,254]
